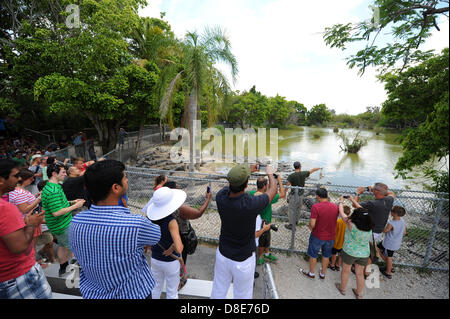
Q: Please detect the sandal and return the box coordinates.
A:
[335,265,341,271]
[319,269,325,280]
[299,268,315,279]
[381,269,392,279]
[352,288,363,299]
[335,283,346,296]
[178,277,187,291]
[328,264,336,271]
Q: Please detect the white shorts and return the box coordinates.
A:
[210,248,255,299]
[151,258,180,299]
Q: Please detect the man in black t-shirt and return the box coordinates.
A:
[285,161,322,230]
[211,164,277,299]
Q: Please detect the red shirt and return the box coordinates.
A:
[0,200,35,282]
[310,201,339,241]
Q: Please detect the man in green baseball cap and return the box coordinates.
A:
[211,163,278,299]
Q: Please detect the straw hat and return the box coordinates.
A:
[144,187,187,221]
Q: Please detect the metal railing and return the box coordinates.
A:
[262,264,279,299]
[125,168,449,273]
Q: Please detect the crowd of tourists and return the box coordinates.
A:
[0,156,406,299]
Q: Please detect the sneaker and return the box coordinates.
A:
[257,258,265,265]
[263,254,278,262]
[69,258,79,266]
[58,267,68,277]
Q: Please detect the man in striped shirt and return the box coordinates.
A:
[69,160,161,299]
[41,163,85,276]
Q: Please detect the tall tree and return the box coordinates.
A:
[177,26,238,171]
[380,48,449,176]
[33,0,148,153]
[129,16,179,157]
[307,104,332,126]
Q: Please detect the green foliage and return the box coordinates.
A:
[324,0,448,74]
[307,104,332,126]
[380,48,449,175]
[267,95,293,128]
[336,131,368,153]
[31,0,151,152]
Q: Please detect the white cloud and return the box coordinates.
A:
[139,0,448,115]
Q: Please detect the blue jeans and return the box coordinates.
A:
[0,263,52,299]
[307,234,334,259]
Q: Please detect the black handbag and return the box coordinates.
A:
[182,223,198,255]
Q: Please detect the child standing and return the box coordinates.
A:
[329,205,351,271]
[377,206,407,279]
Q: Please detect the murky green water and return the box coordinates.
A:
[203,126,433,190]
[276,126,407,189]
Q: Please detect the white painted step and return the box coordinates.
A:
[52,292,82,299]
[163,279,234,299]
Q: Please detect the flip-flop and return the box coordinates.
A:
[352,288,363,299]
[319,269,325,280]
[299,268,315,279]
[335,283,346,296]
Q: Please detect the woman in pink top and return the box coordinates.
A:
[8,168,43,240]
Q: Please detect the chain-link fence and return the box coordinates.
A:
[103,129,169,163]
[125,168,449,273]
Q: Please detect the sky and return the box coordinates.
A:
[139,0,449,115]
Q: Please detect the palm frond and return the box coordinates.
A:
[159,71,183,120]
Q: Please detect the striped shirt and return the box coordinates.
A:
[8,188,36,211]
[69,205,161,299]
[41,182,71,235]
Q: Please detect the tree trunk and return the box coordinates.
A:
[181,93,190,128]
[134,120,144,160]
[189,87,197,172]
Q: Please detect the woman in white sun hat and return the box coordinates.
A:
[144,186,186,299]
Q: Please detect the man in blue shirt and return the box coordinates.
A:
[69,160,161,299]
[211,164,277,299]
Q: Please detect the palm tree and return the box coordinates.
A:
[130,17,180,158]
[162,26,238,171]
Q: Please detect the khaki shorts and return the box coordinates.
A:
[340,250,370,267]
[36,230,53,246]
[53,228,71,250]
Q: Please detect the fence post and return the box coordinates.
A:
[289,187,298,254]
[423,197,444,268]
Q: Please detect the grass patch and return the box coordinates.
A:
[404,226,449,246]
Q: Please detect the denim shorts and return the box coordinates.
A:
[307,234,334,259]
[0,263,52,299]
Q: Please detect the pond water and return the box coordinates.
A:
[276,126,408,189]
[204,126,433,190]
